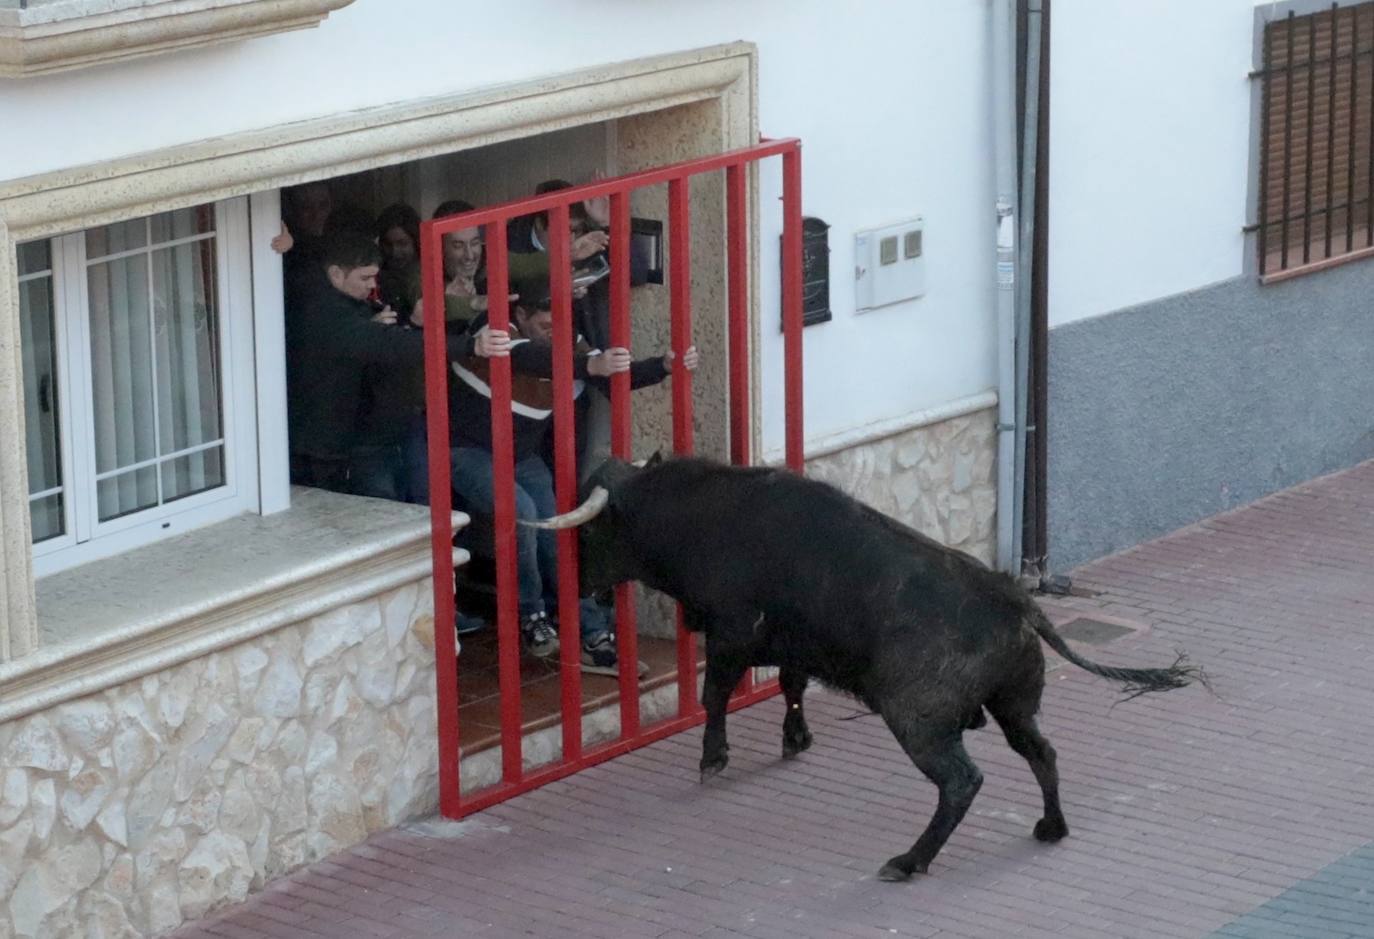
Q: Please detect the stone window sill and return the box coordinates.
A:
[0,487,461,723]
[0,0,355,78]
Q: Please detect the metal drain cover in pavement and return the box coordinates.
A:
[1056,617,1136,645]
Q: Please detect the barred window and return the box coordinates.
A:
[1257,2,1374,280]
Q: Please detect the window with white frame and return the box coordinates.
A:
[18,199,260,576]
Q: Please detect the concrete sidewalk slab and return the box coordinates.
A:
[171,461,1374,938]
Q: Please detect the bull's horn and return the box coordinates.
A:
[519,486,609,530]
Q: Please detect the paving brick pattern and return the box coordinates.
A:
[173,462,1374,938]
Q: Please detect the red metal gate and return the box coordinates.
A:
[419,137,805,817]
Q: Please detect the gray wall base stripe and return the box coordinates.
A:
[1048,259,1374,571]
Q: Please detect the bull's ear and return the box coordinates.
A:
[644,450,664,468]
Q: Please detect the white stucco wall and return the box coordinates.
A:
[1048,0,1261,327]
[0,0,999,455]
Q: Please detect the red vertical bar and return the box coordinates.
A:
[725,162,754,698]
[608,189,641,739]
[726,163,750,468]
[421,220,459,817]
[668,179,695,454]
[484,222,524,786]
[781,147,805,473]
[668,176,699,716]
[548,204,584,763]
[609,192,635,460]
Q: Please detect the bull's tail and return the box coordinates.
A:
[1029,609,1207,699]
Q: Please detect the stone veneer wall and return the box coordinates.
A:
[0,579,439,939]
[803,408,997,566]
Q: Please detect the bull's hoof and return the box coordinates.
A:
[781,728,813,759]
[876,857,925,882]
[966,708,988,730]
[1034,817,1069,842]
[876,863,910,882]
[699,754,729,782]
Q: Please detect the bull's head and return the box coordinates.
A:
[520,455,657,593]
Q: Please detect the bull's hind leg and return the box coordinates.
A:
[780,667,813,758]
[986,697,1068,843]
[877,729,983,881]
[699,653,748,781]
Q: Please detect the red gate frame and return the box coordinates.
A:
[419,137,805,818]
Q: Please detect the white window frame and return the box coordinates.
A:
[29,197,260,577]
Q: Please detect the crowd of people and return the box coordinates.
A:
[277,178,696,676]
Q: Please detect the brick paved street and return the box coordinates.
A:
[172,461,1374,938]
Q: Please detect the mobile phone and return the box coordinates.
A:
[572,254,610,289]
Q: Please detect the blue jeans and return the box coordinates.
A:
[400,416,431,506]
[450,448,610,640]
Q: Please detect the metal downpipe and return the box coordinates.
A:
[992,0,1020,572]
[1012,0,1043,572]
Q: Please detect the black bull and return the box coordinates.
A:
[528,456,1204,880]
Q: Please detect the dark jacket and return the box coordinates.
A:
[449,313,670,461]
[282,236,329,320]
[287,287,473,459]
[377,261,421,319]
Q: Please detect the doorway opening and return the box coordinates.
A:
[274,109,768,784]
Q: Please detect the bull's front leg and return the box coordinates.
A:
[780,666,813,758]
[700,647,749,782]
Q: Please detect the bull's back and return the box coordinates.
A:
[625,461,1031,660]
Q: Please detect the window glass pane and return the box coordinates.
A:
[153,239,223,453]
[162,447,225,503]
[20,277,62,493]
[96,467,158,522]
[150,206,215,244]
[17,240,51,277]
[30,493,64,544]
[87,254,157,478]
[18,252,64,545]
[85,218,148,260]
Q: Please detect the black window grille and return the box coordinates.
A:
[1257,2,1374,278]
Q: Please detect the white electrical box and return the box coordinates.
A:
[855,217,926,312]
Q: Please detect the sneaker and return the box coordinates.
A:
[580,631,649,677]
[520,611,560,658]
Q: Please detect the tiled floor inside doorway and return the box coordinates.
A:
[455,626,700,754]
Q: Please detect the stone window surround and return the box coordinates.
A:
[0,0,356,78]
[0,44,760,675]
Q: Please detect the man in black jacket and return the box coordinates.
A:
[286,232,498,495]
